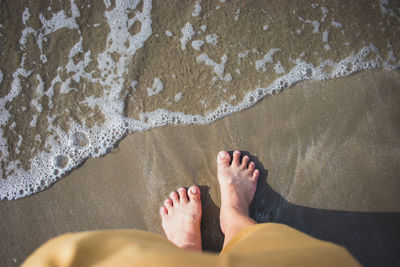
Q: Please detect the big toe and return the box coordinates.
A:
[217,151,231,167]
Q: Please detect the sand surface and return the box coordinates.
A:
[1,0,399,198]
[1,70,400,266]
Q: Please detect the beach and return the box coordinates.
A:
[1,70,400,266]
[0,0,400,266]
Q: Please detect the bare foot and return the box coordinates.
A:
[160,186,202,251]
[217,150,259,234]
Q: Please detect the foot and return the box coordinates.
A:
[160,186,202,251]
[217,150,259,234]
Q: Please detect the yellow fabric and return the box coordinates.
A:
[22,223,360,267]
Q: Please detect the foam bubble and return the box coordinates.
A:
[255,49,281,72]
[191,40,204,51]
[234,8,240,21]
[174,92,182,102]
[274,61,286,74]
[196,53,231,82]
[192,1,202,17]
[311,21,320,33]
[180,23,195,51]
[324,44,331,51]
[72,132,89,148]
[147,78,164,96]
[54,155,69,169]
[205,34,218,46]
[332,20,342,28]
[322,30,329,42]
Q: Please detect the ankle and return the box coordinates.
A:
[221,203,250,217]
[221,214,256,242]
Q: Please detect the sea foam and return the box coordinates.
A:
[0,0,399,200]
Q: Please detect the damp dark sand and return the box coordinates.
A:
[0,70,400,266]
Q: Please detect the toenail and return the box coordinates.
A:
[219,151,228,158]
[190,187,198,194]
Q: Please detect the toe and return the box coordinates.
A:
[241,155,250,169]
[169,191,179,205]
[252,169,259,182]
[217,151,231,168]
[164,198,173,209]
[248,161,255,173]
[188,186,201,202]
[178,187,188,204]
[232,151,241,166]
[160,206,168,216]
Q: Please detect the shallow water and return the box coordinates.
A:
[0,0,399,200]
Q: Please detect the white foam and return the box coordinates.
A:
[191,40,204,51]
[165,30,173,37]
[255,49,281,72]
[30,114,38,127]
[180,23,195,50]
[324,44,331,51]
[224,73,232,82]
[234,8,240,21]
[196,53,231,81]
[130,81,137,90]
[237,49,258,65]
[332,20,342,28]
[39,7,79,36]
[22,7,31,24]
[192,1,202,17]
[15,135,23,154]
[174,92,182,102]
[311,21,320,33]
[0,70,3,84]
[103,0,112,9]
[0,0,154,200]
[1,1,400,201]
[262,25,269,30]
[147,78,164,96]
[380,0,388,15]
[322,30,329,42]
[300,15,320,33]
[320,6,328,22]
[274,61,286,74]
[205,34,218,46]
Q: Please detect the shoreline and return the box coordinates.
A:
[1,70,399,265]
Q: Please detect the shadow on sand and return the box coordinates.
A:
[199,151,400,267]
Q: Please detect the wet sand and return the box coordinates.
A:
[0,70,400,266]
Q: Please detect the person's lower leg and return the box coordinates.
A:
[217,150,259,247]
